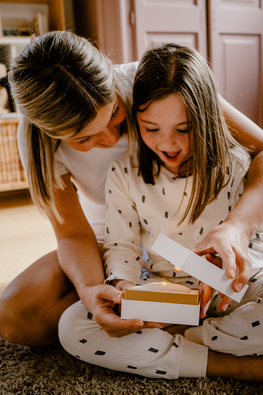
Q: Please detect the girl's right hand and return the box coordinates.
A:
[81,284,164,338]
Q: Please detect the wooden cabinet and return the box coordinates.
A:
[0,0,65,192]
[76,0,263,128]
[208,0,263,128]
[132,0,207,60]
[0,0,65,76]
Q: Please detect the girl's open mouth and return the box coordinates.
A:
[162,151,180,161]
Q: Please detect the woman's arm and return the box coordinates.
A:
[221,96,263,156]
[48,174,105,290]
[194,98,263,311]
[48,173,142,335]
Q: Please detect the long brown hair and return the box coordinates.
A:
[132,43,246,224]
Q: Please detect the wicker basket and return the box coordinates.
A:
[0,117,28,192]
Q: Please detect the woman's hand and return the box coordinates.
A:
[193,222,252,312]
[81,283,164,338]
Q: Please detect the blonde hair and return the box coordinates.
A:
[9,31,134,221]
[132,43,247,224]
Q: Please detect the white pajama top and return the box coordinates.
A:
[104,149,263,285]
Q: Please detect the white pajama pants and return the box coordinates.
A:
[58,272,263,379]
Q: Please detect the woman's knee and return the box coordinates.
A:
[0,288,18,343]
[0,251,76,345]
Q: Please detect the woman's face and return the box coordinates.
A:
[137,94,193,175]
[62,97,126,152]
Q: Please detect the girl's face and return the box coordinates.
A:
[62,97,126,152]
[137,94,193,175]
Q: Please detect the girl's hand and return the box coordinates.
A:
[193,222,252,311]
[81,283,164,338]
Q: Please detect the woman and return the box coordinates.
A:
[1,31,263,348]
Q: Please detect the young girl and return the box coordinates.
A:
[58,44,263,382]
[2,31,263,348]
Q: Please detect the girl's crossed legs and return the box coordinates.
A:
[58,272,263,382]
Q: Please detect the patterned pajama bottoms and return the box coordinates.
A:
[58,272,263,379]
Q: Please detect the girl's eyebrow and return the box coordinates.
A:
[140,120,158,125]
[140,119,189,126]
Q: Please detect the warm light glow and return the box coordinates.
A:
[174,266,181,271]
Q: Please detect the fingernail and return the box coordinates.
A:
[222,304,228,311]
[153,324,163,329]
[134,323,143,328]
[235,283,243,292]
[230,269,235,278]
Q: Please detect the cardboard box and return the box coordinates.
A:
[151,233,248,303]
[121,283,200,325]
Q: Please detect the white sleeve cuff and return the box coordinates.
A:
[184,325,204,345]
[179,339,208,377]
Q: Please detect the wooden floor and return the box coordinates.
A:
[0,189,57,296]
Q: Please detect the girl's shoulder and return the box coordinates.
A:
[110,150,138,175]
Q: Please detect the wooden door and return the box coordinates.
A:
[132,0,207,59]
[208,0,263,126]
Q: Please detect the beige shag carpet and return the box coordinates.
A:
[0,335,262,395]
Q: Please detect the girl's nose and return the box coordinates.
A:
[161,132,177,147]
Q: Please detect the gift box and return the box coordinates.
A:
[121,282,200,325]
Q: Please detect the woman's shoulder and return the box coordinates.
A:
[16,116,30,167]
[17,116,28,142]
[113,61,139,78]
[113,62,139,102]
